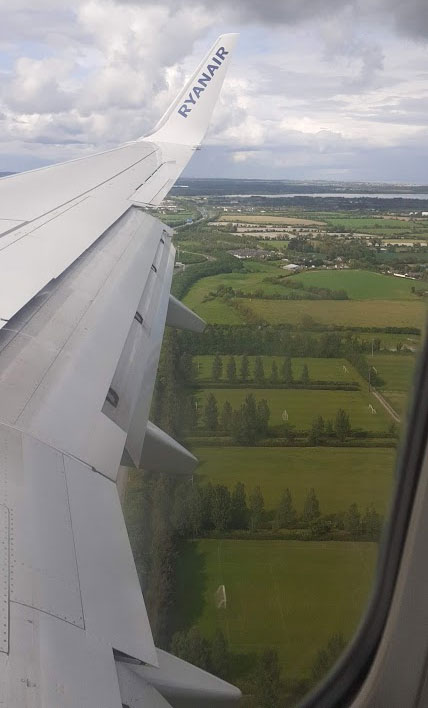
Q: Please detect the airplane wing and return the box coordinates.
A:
[0,33,241,707]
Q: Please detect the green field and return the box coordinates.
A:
[199,387,391,432]
[373,354,417,391]
[161,211,199,225]
[182,268,287,307]
[219,214,325,226]
[288,269,419,300]
[174,539,378,680]
[185,297,245,324]
[242,298,426,328]
[195,356,359,383]
[384,392,410,417]
[194,446,395,514]
[323,215,428,237]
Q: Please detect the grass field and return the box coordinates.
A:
[287,269,419,300]
[174,539,378,681]
[242,298,427,328]
[161,211,198,225]
[195,356,360,384]
[323,215,428,237]
[184,298,244,324]
[199,387,391,432]
[384,392,410,417]
[183,269,287,304]
[193,446,395,514]
[218,214,325,226]
[373,354,416,391]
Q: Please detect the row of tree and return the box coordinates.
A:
[171,479,383,540]
[179,324,419,357]
[203,394,356,445]
[211,354,310,385]
[266,275,349,300]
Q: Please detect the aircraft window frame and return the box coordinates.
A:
[300,324,428,708]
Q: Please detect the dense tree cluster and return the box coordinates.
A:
[309,409,352,444]
[171,627,230,679]
[151,329,197,440]
[203,393,271,444]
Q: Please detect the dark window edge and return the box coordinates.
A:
[300,319,428,708]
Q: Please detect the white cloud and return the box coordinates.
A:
[0,0,428,180]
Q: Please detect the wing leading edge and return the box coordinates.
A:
[0,34,241,707]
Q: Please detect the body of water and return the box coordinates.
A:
[223,193,428,200]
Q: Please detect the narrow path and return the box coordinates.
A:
[179,249,216,262]
[371,388,401,423]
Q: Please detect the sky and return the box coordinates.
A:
[0,0,428,182]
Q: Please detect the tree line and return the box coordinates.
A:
[210,354,312,386]
[179,324,419,358]
[264,276,349,300]
[171,478,383,542]
[171,623,348,707]
[201,394,363,446]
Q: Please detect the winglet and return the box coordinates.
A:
[142,33,238,146]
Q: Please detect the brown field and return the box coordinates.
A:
[218,214,325,226]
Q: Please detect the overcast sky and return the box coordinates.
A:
[1,0,428,182]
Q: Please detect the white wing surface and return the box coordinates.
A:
[0,34,241,707]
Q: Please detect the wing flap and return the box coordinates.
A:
[0,603,124,708]
[64,455,157,666]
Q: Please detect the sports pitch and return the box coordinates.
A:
[193,446,395,514]
[198,387,391,432]
[174,539,378,681]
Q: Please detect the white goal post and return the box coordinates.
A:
[215,584,227,609]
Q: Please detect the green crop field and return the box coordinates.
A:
[322,215,428,237]
[373,354,417,391]
[198,387,391,432]
[193,446,395,514]
[174,539,378,681]
[195,356,360,384]
[242,298,427,328]
[287,269,419,300]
